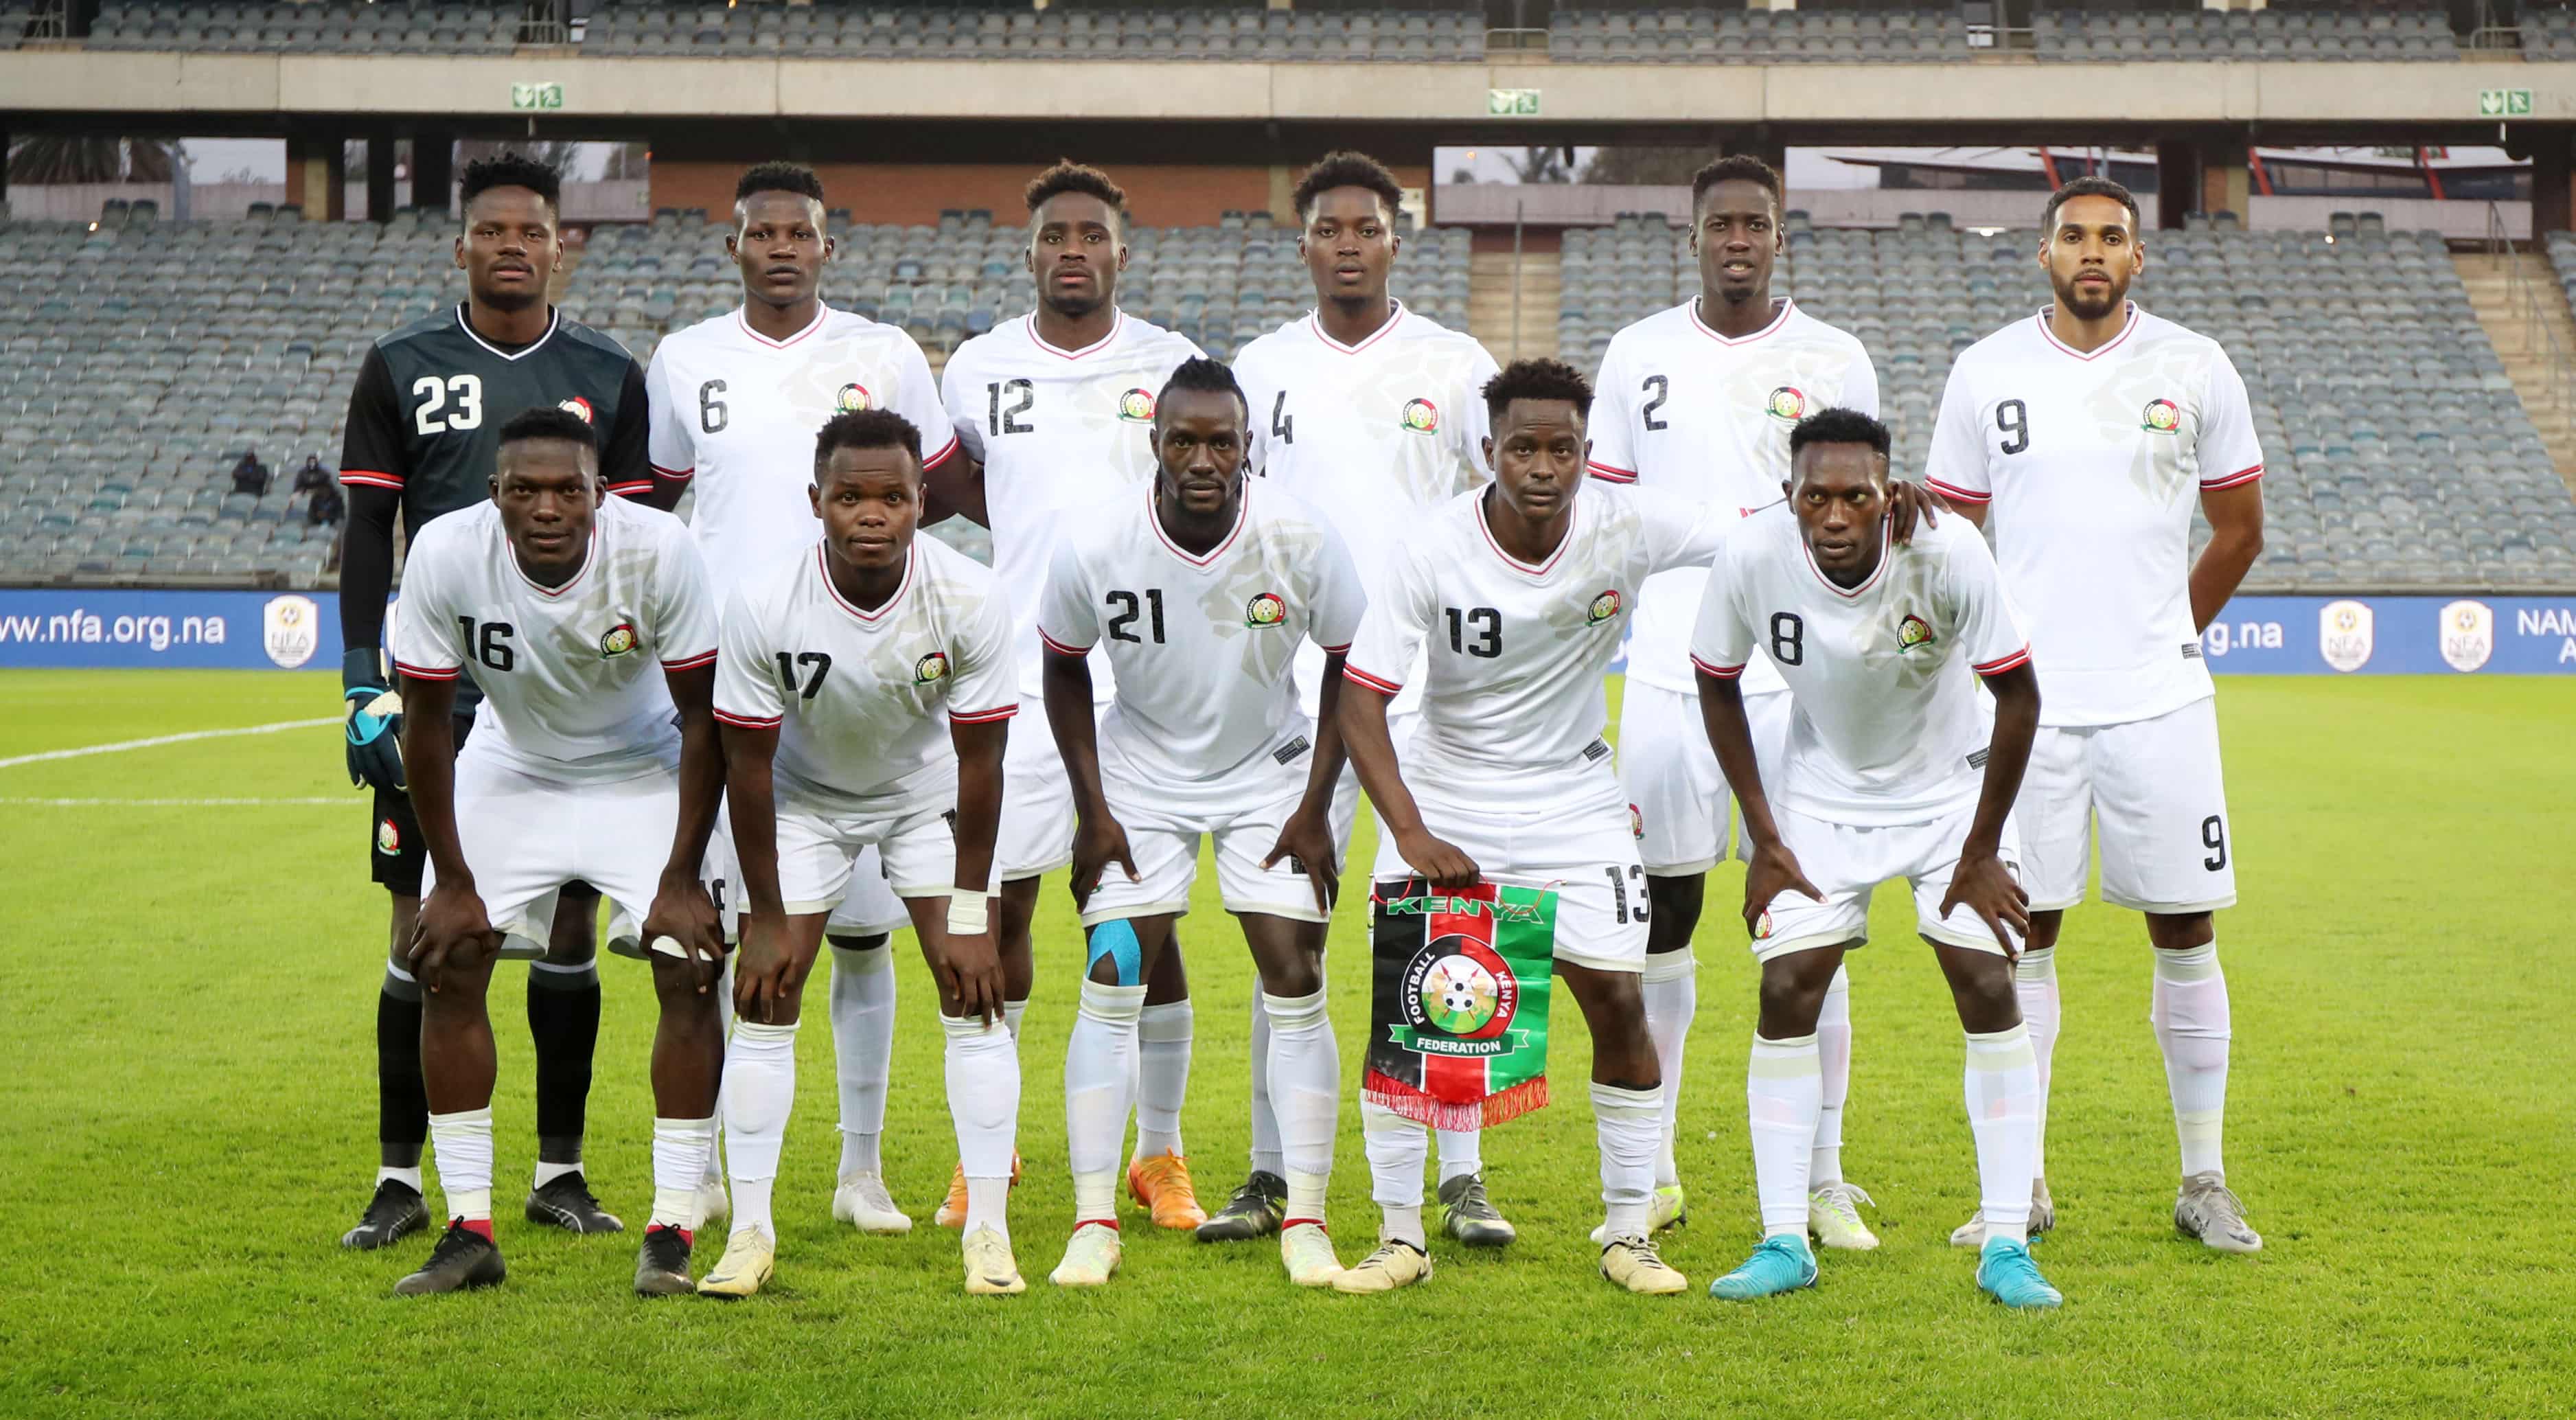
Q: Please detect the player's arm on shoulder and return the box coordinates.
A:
[1584,338,1639,483]
[1337,546,1475,888]
[1921,362,1993,528]
[2189,350,2266,630]
[642,343,700,512]
[927,358,988,527]
[603,357,678,509]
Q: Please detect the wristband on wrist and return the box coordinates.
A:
[945,891,991,937]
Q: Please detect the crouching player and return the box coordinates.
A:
[704,409,1024,1298]
[390,406,728,1297]
[1335,358,1727,1296]
[1692,409,2059,1308]
[1035,358,1364,1290]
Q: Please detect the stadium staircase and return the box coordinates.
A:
[1468,245,1561,365]
[2456,249,2576,493]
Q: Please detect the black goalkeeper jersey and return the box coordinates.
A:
[338,303,653,540]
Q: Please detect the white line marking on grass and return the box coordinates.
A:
[0,718,338,770]
[0,796,347,807]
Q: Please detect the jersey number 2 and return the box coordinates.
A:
[412,375,483,436]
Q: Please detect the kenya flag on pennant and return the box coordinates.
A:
[1362,877,1559,1131]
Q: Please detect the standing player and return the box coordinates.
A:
[336,152,665,1250]
[384,408,728,1296]
[1585,154,1886,1251]
[703,410,1023,1297]
[930,162,1212,1233]
[1924,177,2266,1252]
[1692,408,2059,1309]
[1035,358,1361,1290]
[1232,150,1511,1247]
[1335,358,1721,1296]
[647,161,956,1236]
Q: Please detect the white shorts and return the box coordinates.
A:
[998,694,1078,882]
[1618,681,1791,875]
[706,789,955,928]
[422,746,681,962]
[703,816,908,941]
[1328,708,1419,864]
[1753,803,2023,962]
[2019,697,2236,915]
[1081,788,1331,928]
[1370,759,1649,974]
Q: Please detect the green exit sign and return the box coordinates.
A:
[2479,88,2532,117]
[1488,87,1541,117]
[511,82,564,112]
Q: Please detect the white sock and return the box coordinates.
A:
[1362,1101,1429,1246]
[1640,950,1698,1189]
[531,1159,580,1189]
[1812,965,1852,1189]
[1002,997,1027,1043]
[722,1018,798,1242]
[1964,1024,2040,1246]
[944,1013,1020,1242]
[376,1165,424,1193]
[829,942,896,1180]
[704,954,735,1189]
[428,1106,494,1223]
[2014,948,2059,1180]
[1247,989,1285,1179]
[652,1116,715,1231]
[1434,1129,1482,1187]
[1747,1033,1821,1237]
[2152,941,2231,1181]
[1593,1082,1663,1241]
[1264,989,1339,1224]
[1066,980,1145,1224]
[1132,999,1193,1163]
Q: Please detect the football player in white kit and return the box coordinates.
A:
[1585,154,1890,1251]
[701,410,1023,1297]
[1335,359,1726,1297]
[1035,357,1365,1290]
[1690,408,2060,1309]
[1924,179,2267,1253]
[387,407,728,1298]
[646,161,955,1237]
[928,163,1217,1234]
[1233,150,1514,1247]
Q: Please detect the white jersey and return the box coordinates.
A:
[1234,301,1502,714]
[390,496,716,783]
[1690,507,2030,827]
[1344,484,1726,794]
[1037,480,1364,788]
[647,304,955,598]
[1588,298,1878,698]
[1924,304,2262,727]
[712,536,1017,808]
[939,312,1204,700]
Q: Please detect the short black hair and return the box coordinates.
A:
[2043,176,2141,233]
[459,152,561,216]
[737,160,825,209]
[1156,356,1248,421]
[813,409,922,479]
[1690,154,1782,215]
[1787,407,1892,463]
[495,404,598,456]
[1481,358,1593,423]
[1293,151,1405,223]
[1025,159,1127,228]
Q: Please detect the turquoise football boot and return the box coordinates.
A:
[1977,1237,2064,1309]
[1707,1234,1818,1301]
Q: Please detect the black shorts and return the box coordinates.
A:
[369,712,475,897]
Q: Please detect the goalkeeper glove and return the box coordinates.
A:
[343,648,407,794]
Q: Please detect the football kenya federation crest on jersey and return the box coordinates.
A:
[1400,398,1440,435]
[912,650,952,686]
[1117,388,1157,423]
[1764,386,1807,424]
[2141,398,2182,435]
[835,382,872,413]
[599,622,639,659]
[1896,613,1936,654]
[558,396,595,424]
[1245,591,1287,628]
[1587,589,1624,626]
[2438,599,2494,672]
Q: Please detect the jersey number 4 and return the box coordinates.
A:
[412,375,484,437]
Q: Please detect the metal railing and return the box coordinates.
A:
[2483,202,2576,432]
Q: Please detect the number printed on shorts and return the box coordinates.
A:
[1445,606,1502,659]
[1605,864,1650,925]
[2200,814,2228,871]
[1769,611,1805,667]
[773,650,832,700]
[455,615,514,672]
[1105,588,1166,644]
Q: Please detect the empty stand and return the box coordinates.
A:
[2034,5,2457,62]
[575,3,1487,62]
[86,1,527,54]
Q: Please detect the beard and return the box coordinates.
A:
[2055,274,2127,320]
[476,279,545,313]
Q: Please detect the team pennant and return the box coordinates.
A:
[1362,877,1559,1131]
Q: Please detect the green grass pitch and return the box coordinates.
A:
[1,669,2569,1419]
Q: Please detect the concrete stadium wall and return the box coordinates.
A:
[643,161,1293,228]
